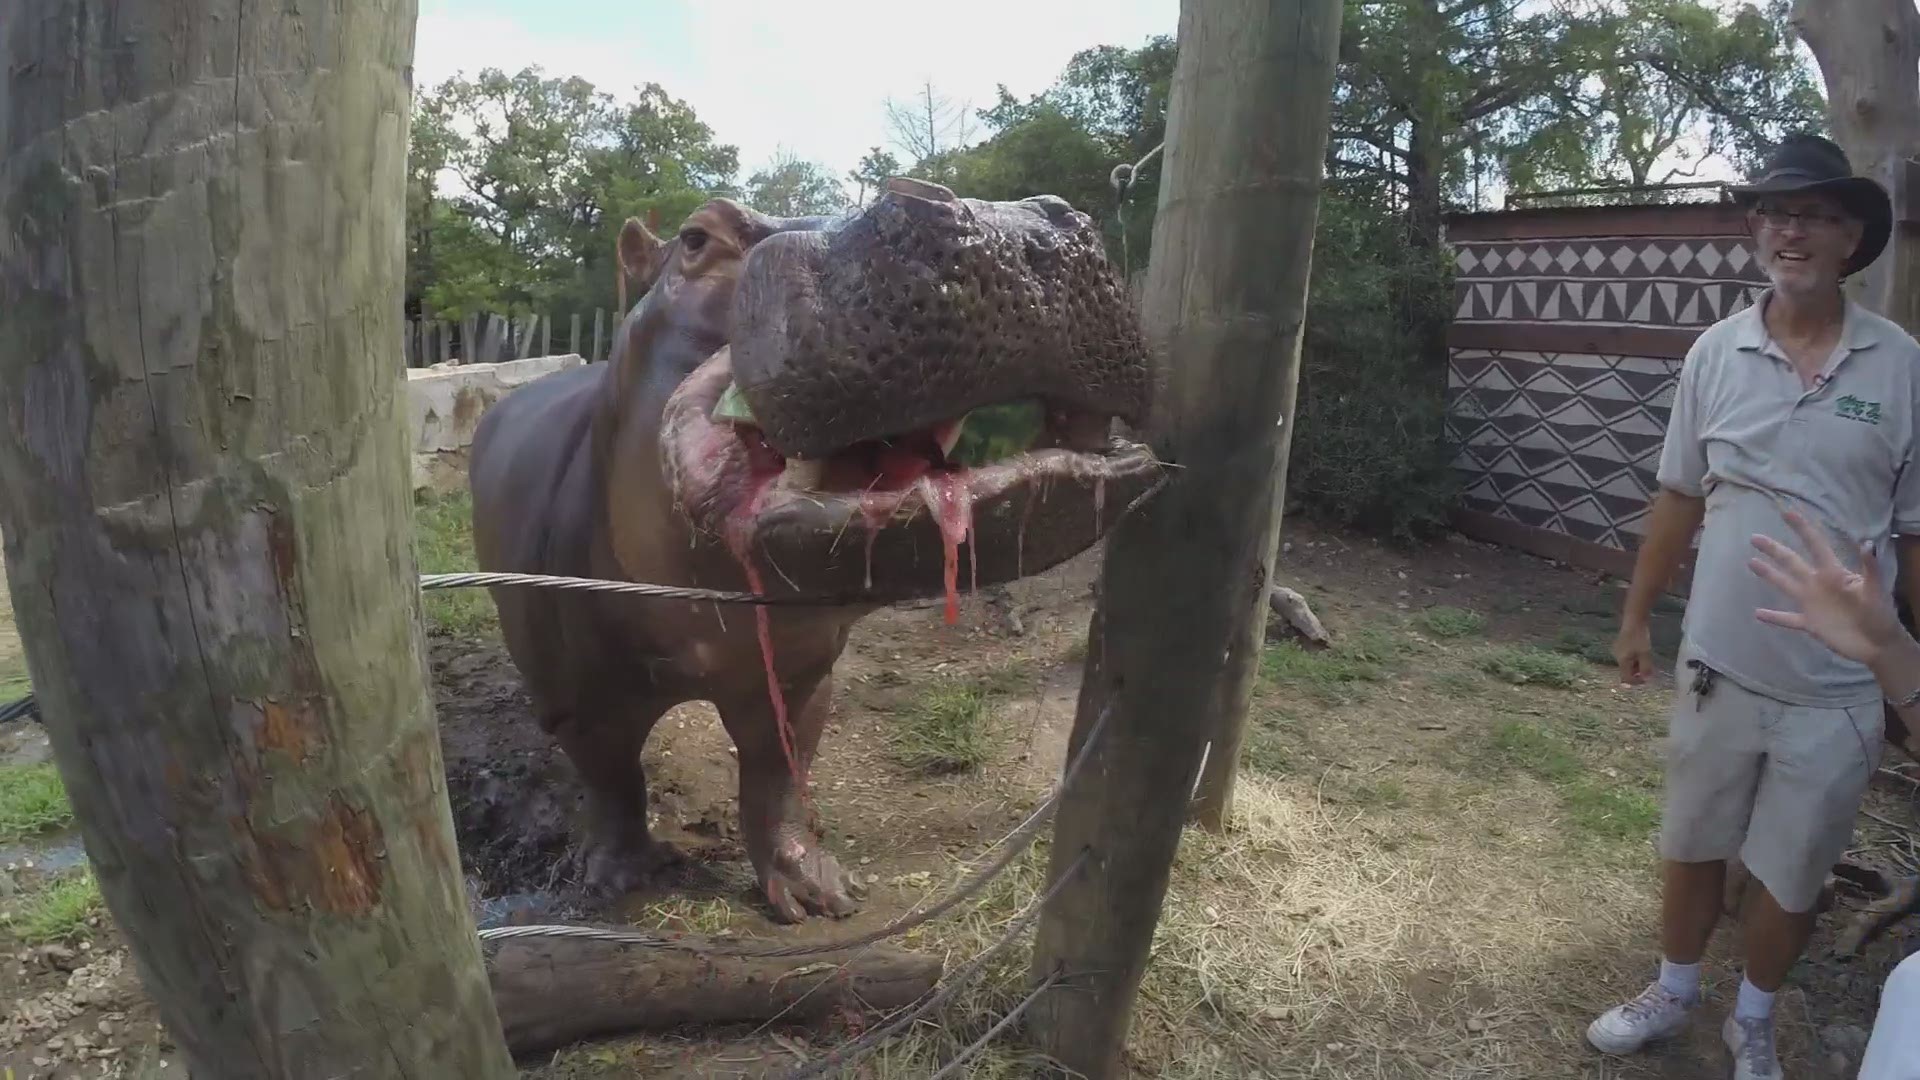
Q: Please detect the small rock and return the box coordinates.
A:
[1819,1023,1870,1059]
[1258,1005,1291,1021]
[97,1020,114,1036]
[864,873,879,885]
[1465,1016,1487,1034]
[1416,1053,1443,1068]
[32,1057,49,1068]
[858,856,872,866]
[35,944,77,971]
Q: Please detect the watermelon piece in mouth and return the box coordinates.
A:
[709,381,1074,492]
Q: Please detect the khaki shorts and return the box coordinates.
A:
[1658,647,1885,914]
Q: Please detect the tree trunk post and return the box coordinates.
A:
[1790,0,1920,333]
[1024,2,1342,1074]
[0,2,517,1076]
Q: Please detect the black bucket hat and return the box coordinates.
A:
[1727,133,1891,278]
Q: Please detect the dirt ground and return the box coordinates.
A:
[2,513,1917,1078]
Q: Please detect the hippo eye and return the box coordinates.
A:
[680,229,708,254]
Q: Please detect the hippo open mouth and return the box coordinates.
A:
[660,180,1163,612]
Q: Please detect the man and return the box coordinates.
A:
[1588,132,1920,1079]
[1745,509,1920,1080]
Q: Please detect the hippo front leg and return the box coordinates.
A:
[550,703,683,894]
[719,674,864,923]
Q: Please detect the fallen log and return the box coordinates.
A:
[485,931,943,1057]
[1267,585,1331,650]
[1835,874,1920,956]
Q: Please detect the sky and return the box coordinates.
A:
[413,0,1181,183]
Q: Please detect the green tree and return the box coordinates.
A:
[745,151,847,216]
[847,146,901,204]
[405,66,739,320]
[1500,0,1824,195]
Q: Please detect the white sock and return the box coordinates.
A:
[1735,976,1775,1021]
[1659,958,1701,1000]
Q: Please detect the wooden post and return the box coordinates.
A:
[593,308,605,362]
[1025,2,1341,1075]
[1790,0,1920,333]
[463,314,478,363]
[541,313,552,357]
[0,1,517,1076]
[570,312,582,356]
[439,320,453,364]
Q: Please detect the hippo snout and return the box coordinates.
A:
[724,180,1157,461]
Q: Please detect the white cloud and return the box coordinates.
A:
[413,0,1178,180]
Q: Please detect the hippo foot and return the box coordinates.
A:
[577,832,686,897]
[758,837,865,924]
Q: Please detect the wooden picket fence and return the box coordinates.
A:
[403,309,619,367]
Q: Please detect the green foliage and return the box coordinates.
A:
[847,147,902,205]
[413,493,497,638]
[1415,606,1487,639]
[1287,196,1462,540]
[1503,0,1824,194]
[1481,646,1585,689]
[0,764,71,842]
[406,67,748,321]
[745,152,847,217]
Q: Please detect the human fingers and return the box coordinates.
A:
[1749,534,1814,586]
[1753,606,1810,631]
[1780,508,1844,573]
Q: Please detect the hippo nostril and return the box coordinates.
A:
[884,176,957,204]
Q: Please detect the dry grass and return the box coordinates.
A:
[859,618,1675,1079]
[871,764,1662,1078]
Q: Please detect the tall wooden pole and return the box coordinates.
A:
[0,2,516,1076]
[1790,0,1920,333]
[1025,2,1342,1074]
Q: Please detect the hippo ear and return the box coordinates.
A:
[617,216,665,299]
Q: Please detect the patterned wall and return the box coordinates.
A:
[1443,203,1770,572]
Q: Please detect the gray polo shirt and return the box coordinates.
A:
[1657,288,1920,708]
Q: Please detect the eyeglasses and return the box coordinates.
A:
[1751,205,1850,231]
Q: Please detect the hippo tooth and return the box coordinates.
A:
[779,458,825,491]
[933,418,965,459]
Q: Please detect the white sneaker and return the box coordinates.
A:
[1586,981,1698,1054]
[1723,1013,1780,1079]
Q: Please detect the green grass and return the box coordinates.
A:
[1489,720,1583,784]
[1484,719,1659,845]
[892,678,999,775]
[1550,627,1616,666]
[1480,646,1585,689]
[0,764,72,842]
[1429,669,1489,699]
[1415,606,1487,639]
[1349,778,1410,810]
[1261,626,1407,705]
[413,492,498,637]
[1562,783,1661,842]
[7,870,102,944]
[1240,709,1304,775]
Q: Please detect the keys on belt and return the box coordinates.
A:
[1685,659,1718,709]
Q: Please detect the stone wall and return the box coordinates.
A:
[405,354,584,494]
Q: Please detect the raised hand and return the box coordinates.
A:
[1747,508,1904,666]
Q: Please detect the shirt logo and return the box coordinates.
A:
[1835,394,1883,425]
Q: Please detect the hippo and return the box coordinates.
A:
[467,178,1162,922]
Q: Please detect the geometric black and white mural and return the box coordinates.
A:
[1446,350,1680,550]
[1444,206,1769,562]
